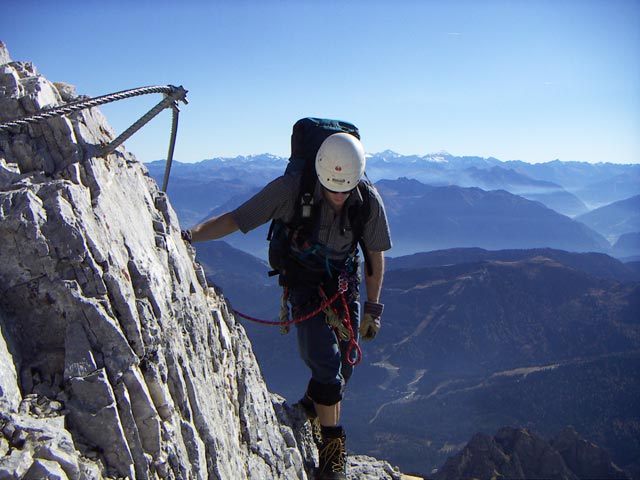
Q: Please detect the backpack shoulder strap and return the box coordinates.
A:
[349,180,374,276]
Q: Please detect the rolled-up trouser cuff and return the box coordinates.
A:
[307,378,344,406]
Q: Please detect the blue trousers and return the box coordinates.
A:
[290,284,361,406]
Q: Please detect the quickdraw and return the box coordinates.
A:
[231,272,362,366]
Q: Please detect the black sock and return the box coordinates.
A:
[320,425,344,438]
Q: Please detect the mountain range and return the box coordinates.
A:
[145,151,640,213]
[366,153,593,217]
[174,176,614,261]
[385,247,640,282]
[145,153,639,259]
[375,178,609,257]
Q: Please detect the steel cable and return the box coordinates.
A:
[0,85,188,191]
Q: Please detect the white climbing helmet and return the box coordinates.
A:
[315,133,366,192]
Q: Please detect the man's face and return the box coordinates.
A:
[323,187,353,211]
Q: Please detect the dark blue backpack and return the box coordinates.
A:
[267,117,373,285]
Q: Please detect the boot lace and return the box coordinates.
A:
[319,436,346,474]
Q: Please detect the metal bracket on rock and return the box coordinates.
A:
[0,84,189,192]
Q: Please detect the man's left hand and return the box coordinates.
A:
[360,301,384,340]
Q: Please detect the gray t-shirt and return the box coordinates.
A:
[231,174,392,257]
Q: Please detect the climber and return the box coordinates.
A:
[183,120,391,480]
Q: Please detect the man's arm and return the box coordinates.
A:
[190,212,239,242]
[365,250,385,302]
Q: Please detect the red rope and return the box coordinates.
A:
[231,273,362,366]
[231,289,342,326]
[232,293,362,366]
[339,292,362,366]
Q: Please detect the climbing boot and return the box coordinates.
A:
[296,394,322,447]
[316,426,347,480]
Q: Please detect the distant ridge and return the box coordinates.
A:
[434,426,630,480]
[145,152,639,255]
[375,179,610,256]
[386,247,640,282]
[577,194,640,241]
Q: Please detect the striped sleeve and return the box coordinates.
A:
[362,187,392,252]
[230,175,297,233]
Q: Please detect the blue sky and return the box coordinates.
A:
[2,0,639,164]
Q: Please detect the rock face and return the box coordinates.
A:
[434,427,630,480]
[0,42,405,479]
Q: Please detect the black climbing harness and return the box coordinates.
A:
[0,85,188,192]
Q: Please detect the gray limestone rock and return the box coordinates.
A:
[23,458,69,480]
[0,313,20,414]
[0,41,11,66]
[348,455,404,480]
